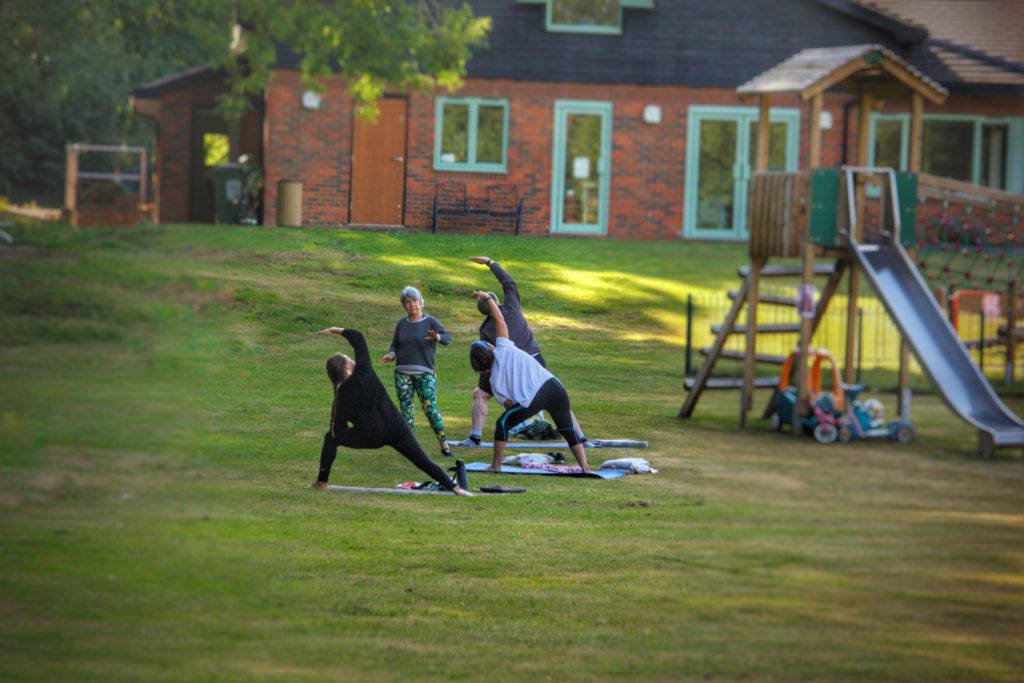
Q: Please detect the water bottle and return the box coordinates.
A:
[455,459,468,490]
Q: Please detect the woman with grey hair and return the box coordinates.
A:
[380,286,454,456]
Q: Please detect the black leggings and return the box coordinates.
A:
[494,378,581,447]
[318,427,457,490]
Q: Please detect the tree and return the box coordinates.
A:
[0,0,490,205]
[211,0,491,120]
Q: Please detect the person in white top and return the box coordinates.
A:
[469,291,591,473]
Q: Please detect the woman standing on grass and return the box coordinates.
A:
[468,291,591,474]
[312,326,471,496]
[379,286,453,457]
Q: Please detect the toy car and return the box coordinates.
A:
[767,348,845,443]
[837,384,914,443]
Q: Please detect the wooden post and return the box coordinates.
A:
[756,95,771,173]
[897,247,917,414]
[139,147,148,208]
[1006,282,1017,386]
[909,93,924,174]
[844,265,860,385]
[808,93,823,170]
[901,95,923,414]
[795,242,816,436]
[744,257,766,415]
[855,88,873,242]
[64,144,79,226]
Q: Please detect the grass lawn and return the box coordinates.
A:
[1,221,1022,681]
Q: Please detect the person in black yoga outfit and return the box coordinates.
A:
[311,327,472,496]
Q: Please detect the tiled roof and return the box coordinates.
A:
[858,0,1024,83]
[736,43,949,101]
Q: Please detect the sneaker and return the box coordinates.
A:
[458,435,482,447]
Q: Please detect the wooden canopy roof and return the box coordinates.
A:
[737,43,948,105]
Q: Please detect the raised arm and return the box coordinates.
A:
[315,326,372,375]
[470,256,519,309]
[340,329,372,373]
[472,291,507,340]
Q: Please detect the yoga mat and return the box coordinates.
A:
[325,485,513,496]
[326,485,454,495]
[464,461,629,479]
[454,438,647,449]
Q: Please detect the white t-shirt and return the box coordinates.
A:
[490,337,554,407]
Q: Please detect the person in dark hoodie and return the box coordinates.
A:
[463,256,583,445]
[311,326,472,496]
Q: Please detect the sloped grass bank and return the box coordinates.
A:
[1,222,1022,681]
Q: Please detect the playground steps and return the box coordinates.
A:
[684,376,780,390]
[737,264,837,278]
[701,347,788,364]
[728,289,797,307]
[711,322,802,335]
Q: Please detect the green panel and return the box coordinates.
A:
[809,169,841,246]
[895,171,917,247]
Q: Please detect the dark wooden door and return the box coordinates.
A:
[350,97,407,225]
[190,109,229,223]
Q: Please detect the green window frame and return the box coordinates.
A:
[548,1,623,34]
[516,0,654,35]
[433,97,509,173]
[868,112,1024,194]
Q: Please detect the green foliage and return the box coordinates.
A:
[0,1,205,205]
[1,1,490,204]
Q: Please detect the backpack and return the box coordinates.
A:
[514,418,559,440]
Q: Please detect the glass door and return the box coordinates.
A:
[683,106,800,240]
[551,100,612,235]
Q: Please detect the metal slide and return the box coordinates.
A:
[847,233,1024,454]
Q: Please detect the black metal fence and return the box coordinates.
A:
[682,286,1018,387]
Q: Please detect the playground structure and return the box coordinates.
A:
[679,44,1024,455]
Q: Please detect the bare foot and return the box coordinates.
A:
[311,480,328,489]
[453,486,475,497]
[483,465,501,472]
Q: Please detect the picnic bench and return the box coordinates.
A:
[432,181,523,235]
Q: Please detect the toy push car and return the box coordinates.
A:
[837,384,914,443]
[767,348,846,443]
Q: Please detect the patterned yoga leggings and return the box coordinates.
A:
[394,372,447,444]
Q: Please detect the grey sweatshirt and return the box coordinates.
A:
[388,315,452,375]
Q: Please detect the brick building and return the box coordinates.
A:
[131,0,1024,240]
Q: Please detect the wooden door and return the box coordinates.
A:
[190,109,229,223]
[350,97,407,224]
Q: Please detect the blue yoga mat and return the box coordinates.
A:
[464,461,628,479]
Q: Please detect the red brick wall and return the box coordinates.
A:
[404,80,845,240]
[163,69,1022,239]
[155,80,225,223]
[263,70,352,227]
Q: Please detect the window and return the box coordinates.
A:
[922,119,973,181]
[516,0,654,35]
[549,0,621,33]
[434,97,509,173]
[869,113,1022,193]
[203,133,230,166]
[872,117,906,170]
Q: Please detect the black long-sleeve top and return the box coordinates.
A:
[478,261,541,356]
[331,329,404,449]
